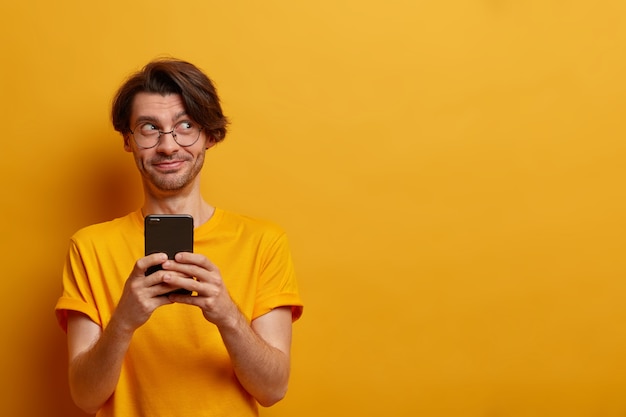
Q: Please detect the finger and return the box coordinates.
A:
[125,271,166,298]
[162,273,201,293]
[162,262,218,287]
[127,265,189,296]
[149,281,187,298]
[173,252,219,271]
[144,268,194,293]
[163,255,220,285]
[136,253,168,275]
[167,292,202,306]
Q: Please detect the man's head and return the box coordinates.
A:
[112,58,229,143]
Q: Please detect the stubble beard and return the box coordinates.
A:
[141,152,206,192]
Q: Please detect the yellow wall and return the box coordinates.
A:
[2,1,626,416]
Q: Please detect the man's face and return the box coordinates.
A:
[125,92,213,194]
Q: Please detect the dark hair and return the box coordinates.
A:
[111,58,229,142]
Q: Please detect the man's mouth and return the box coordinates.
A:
[152,159,186,171]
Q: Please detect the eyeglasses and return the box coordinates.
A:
[129,120,203,149]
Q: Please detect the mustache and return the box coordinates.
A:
[149,155,191,164]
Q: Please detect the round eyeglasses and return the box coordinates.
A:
[129,120,203,149]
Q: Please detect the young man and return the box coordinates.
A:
[55,58,303,417]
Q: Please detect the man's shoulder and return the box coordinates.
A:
[72,211,141,242]
[216,208,286,236]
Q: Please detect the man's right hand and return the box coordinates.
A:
[113,252,180,333]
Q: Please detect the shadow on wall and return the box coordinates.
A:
[39,134,142,416]
[38,319,86,417]
[69,134,143,227]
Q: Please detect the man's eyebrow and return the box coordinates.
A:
[134,115,160,125]
[133,111,189,126]
[173,111,188,120]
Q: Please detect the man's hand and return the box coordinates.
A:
[113,252,185,332]
[160,252,240,327]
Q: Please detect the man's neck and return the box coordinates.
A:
[142,189,215,228]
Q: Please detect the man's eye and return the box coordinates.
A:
[139,123,158,134]
[178,121,193,130]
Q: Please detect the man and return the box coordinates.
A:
[55,58,303,417]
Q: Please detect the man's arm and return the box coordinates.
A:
[220,306,293,406]
[66,253,176,413]
[163,253,295,406]
[67,312,133,414]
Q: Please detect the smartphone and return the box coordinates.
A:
[144,214,194,295]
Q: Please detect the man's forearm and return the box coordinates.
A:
[68,316,133,414]
[218,308,292,407]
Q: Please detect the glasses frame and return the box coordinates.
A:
[129,121,203,149]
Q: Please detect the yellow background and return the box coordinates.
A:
[2,1,626,416]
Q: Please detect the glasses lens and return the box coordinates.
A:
[133,123,160,148]
[132,121,202,148]
[173,121,201,146]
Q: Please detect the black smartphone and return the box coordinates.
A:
[144,214,194,295]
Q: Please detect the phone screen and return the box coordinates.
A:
[144,214,194,294]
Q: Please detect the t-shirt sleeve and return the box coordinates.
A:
[55,238,102,332]
[253,231,303,322]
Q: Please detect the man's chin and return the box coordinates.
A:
[141,158,203,193]
[145,173,190,192]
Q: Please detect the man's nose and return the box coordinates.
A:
[155,130,179,153]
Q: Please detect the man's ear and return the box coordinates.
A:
[205,137,218,150]
[123,134,132,152]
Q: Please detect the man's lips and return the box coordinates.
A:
[151,159,186,171]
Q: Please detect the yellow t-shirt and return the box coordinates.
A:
[55,208,303,417]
